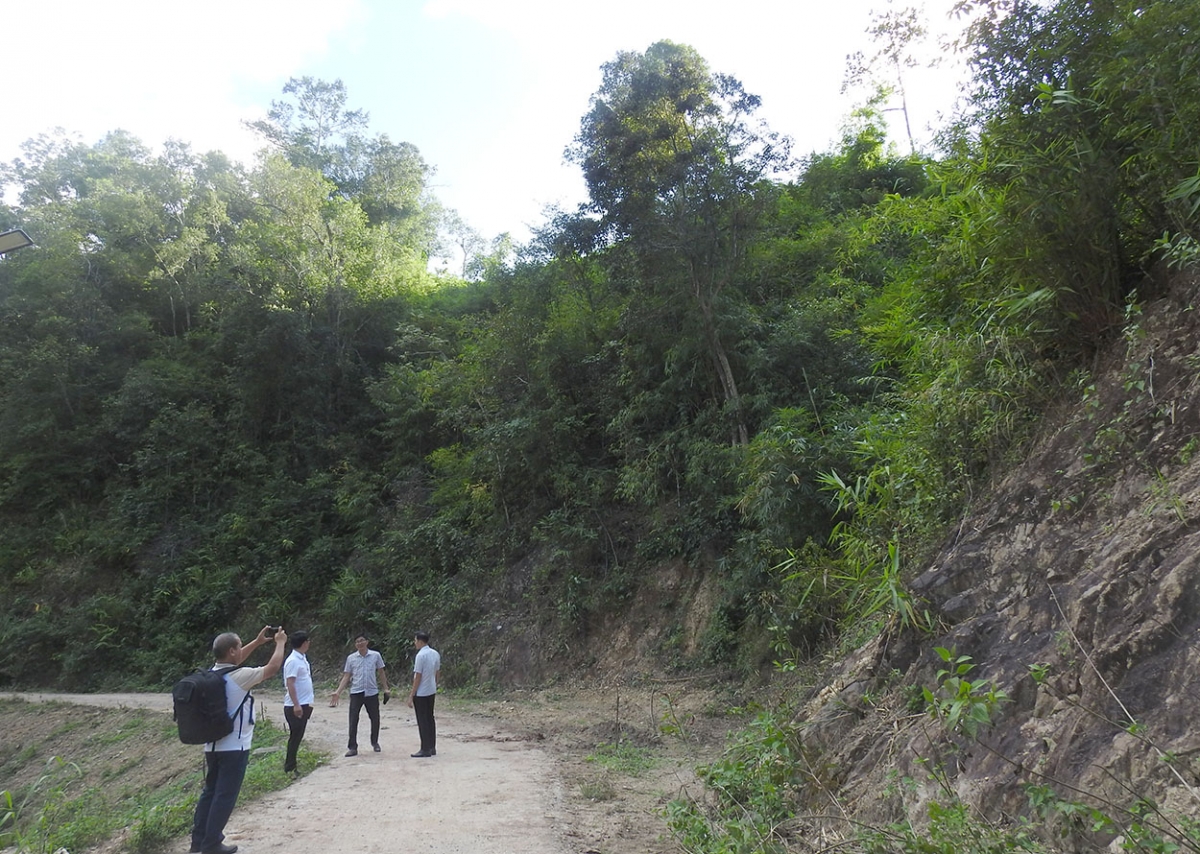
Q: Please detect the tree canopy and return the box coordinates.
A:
[1,0,1196,712]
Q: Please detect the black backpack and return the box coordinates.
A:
[172,665,251,745]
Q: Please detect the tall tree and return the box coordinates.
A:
[571,41,790,446]
[842,2,938,153]
[245,76,369,176]
[246,77,440,256]
[440,208,487,279]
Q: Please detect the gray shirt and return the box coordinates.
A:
[414,646,440,697]
[343,649,386,695]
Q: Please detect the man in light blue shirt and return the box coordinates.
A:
[330,633,390,756]
[407,631,441,757]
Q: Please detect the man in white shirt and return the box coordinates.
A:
[190,625,288,854]
[330,633,390,756]
[281,630,314,775]
[407,631,441,757]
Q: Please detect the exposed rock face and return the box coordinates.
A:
[801,273,1200,848]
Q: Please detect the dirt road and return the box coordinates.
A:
[2,692,572,854]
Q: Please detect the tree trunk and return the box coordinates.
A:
[696,288,748,446]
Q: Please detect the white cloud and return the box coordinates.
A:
[2,0,363,165]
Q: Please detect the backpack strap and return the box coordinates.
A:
[221,665,252,716]
[211,664,253,745]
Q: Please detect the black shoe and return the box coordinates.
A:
[345,748,357,756]
[189,845,200,853]
[201,845,238,854]
[431,748,436,755]
[411,751,432,757]
[372,743,381,752]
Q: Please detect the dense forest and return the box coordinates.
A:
[2,0,1198,763]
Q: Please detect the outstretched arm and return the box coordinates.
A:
[259,630,288,681]
[238,625,278,663]
[330,669,352,706]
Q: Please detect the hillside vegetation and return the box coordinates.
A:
[3,1,1200,851]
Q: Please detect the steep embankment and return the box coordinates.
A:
[799,271,1200,846]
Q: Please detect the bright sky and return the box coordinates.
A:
[5,0,968,246]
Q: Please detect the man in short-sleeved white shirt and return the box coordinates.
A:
[330,634,390,756]
[281,631,314,774]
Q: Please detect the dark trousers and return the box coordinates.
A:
[413,693,436,753]
[191,749,250,852]
[348,692,381,749]
[283,704,311,772]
